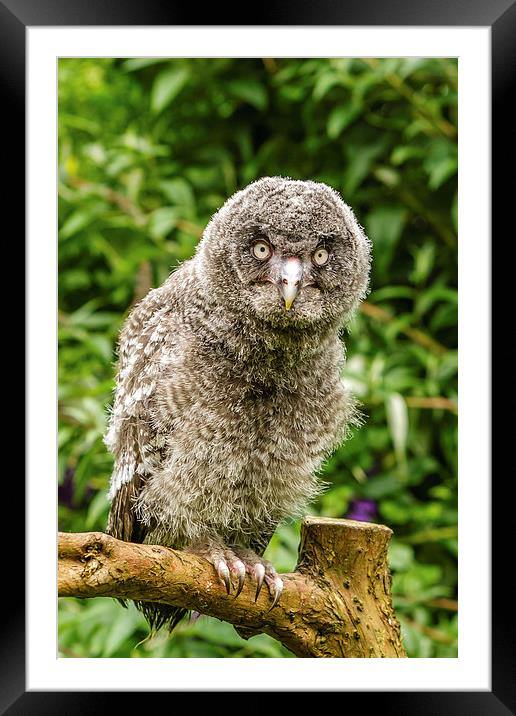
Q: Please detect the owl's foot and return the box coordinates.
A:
[186,542,245,597]
[232,547,284,611]
[187,542,283,610]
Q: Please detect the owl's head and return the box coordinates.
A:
[196,177,371,329]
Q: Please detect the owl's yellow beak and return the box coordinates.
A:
[280,257,303,311]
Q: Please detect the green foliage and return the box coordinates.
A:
[58,57,458,658]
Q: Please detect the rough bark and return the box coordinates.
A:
[58,516,406,658]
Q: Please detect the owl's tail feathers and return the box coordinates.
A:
[135,601,189,634]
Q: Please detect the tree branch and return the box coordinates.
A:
[58,516,406,658]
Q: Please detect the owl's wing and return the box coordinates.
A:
[106,471,146,542]
[105,289,174,544]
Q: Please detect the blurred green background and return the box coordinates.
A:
[58,57,458,658]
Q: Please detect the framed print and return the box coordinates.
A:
[7,0,509,710]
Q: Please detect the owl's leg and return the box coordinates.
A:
[231,547,284,610]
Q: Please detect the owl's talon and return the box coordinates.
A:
[253,563,265,602]
[232,560,246,598]
[217,561,231,594]
[267,577,283,611]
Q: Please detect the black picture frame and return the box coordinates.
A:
[7,0,508,711]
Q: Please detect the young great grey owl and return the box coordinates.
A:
[105,176,371,631]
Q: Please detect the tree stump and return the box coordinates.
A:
[58,516,406,658]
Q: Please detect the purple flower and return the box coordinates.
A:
[58,467,75,508]
[58,466,95,508]
[346,498,377,522]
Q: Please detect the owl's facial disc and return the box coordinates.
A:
[203,178,372,328]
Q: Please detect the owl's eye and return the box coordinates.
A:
[312,246,329,266]
[252,240,272,261]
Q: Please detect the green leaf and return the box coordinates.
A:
[386,392,408,465]
[366,205,408,277]
[343,138,388,195]
[85,490,110,530]
[374,166,400,188]
[312,73,339,101]
[362,473,402,499]
[227,80,268,111]
[151,67,190,113]
[410,242,436,285]
[159,178,195,208]
[101,607,141,657]
[59,113,100,135]
[318,484,353,517]
[123,58,171,72]
[391,145,424,165]
[326,105,359,138]
[87,334,114,361]
[369,286,415,302]
[148,207,178,239]
[427,157,457,189]
[423,139,457,189]
[398,58,427,79]
[389,542,414,571]
[59,210,95,240]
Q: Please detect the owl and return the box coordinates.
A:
[104,176,371,631]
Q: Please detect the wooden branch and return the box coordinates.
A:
[58,516,406,658]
